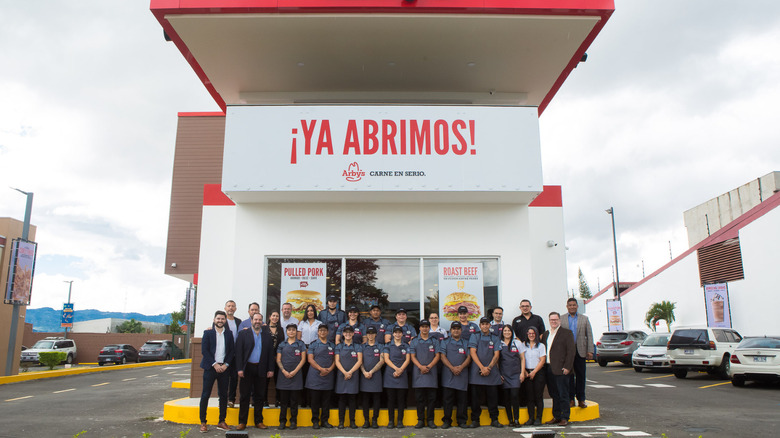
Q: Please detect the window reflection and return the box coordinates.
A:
[346,258,420,326]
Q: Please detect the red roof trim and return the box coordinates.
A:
[203,184,235,206]
[150,0,615,114]
[529,185,562,207]
[610,190,780,299]
[178,112,226,117]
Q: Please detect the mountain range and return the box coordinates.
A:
[25,307,172,332]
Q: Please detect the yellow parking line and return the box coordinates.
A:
[643,374,674,380]
[699,381,731,389]
[92,382,110,387]
[5,395,33,402]
[605,368,634,373]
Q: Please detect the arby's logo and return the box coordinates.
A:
[299,281,308,287]
[343,162,365,182]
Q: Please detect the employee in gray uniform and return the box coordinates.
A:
[439,321,471,429]
[318,295,346,344]
[385,308,417,344]
[363,305,390,340]
[383,326,411,429]
[336,306,365,344]
[335,325,363,429]
[306,325,336,429]
[498,324,523,427]
[468,317,503,428]
[457,306,480,342]
[410,320,441,429]
[276,324,307,430]
[359,326,384,429]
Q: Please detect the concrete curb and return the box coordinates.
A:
[0,359,191,385]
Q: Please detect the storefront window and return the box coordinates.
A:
[346,258,421,326]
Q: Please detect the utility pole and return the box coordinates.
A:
[63,280,74,338]
[606,207,621,299]
[5,188,33,376]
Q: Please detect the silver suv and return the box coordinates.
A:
[20,337,78,365]
[667,327,742,379]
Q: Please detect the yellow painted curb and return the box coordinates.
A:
[0,359,191,385]
[172,379,191,389]
[164,397,599,426]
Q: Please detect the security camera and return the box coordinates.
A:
[546,240,558,248]
[171,263,177,268]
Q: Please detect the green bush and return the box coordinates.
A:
[39,351,66,370]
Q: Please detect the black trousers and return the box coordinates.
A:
[338,392,358,424]
[546,367,570,421]
[227,360,238,404]
[470,384,499,423]
[277,389,300,425]
[200,367,229,423]
[442,387,467,426]
[568,353,587,402]
[502,387,521,422]
[362,392,381,423]
[309,389,332,424]
[386,388,407,425]
[238,363,268,425]
[415,387,436,423]
[523,369,546,421]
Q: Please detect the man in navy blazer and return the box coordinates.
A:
[235,313,276,430]
[199,310,235,433]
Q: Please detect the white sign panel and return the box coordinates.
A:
[223,106,542,195]
[438,263,484,330]
[281,263,327,322]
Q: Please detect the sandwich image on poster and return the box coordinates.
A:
[281,263,327,321]
[438,263,484,329]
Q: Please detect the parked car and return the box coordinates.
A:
[667,327,742,379]
[728,336,780,387]
[139,340,182,362]
[632,332,671,372]
[20,337,77,365]
[596,330,647,366]
[98,344,139,365]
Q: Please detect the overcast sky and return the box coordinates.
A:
[1,1,779,316]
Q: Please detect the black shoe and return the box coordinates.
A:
[469,422,479,428]
[491,420,503,428]
[338,423,345,429]
[387,423,395,429]
[523,419,535,426]
[371,421,379,429]
[312,423,320,430]
[322,422,333,429]
[350,423,358,429]
[278,424,286,430]
[397,423,405,429]
[362,421,371,429]
[534,419,542,425]
[415,422,424,429]
[289,423,297,430]
[459,423,469,429]
[428,423,437,429]
[441,423,451,429]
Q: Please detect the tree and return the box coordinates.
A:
[578,268,593,299]
[645,301,676,332]
[117,318,144,333]
[169,299,187,334]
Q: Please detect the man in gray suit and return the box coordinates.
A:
[560,298,594,408]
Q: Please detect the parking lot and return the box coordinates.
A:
[1,361,778,437]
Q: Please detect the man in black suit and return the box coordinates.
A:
[541,311,576,426]
[235,313,276,430]
[224,300,242,407]
[199,310,235,433]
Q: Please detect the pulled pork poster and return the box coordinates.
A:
[281,263,327,321]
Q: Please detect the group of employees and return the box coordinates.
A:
[198,295,594,433]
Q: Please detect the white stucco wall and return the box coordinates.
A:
[195,201,568,333]
[588,203,779,338]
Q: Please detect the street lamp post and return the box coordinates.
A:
[606,207,621,299]
[63,281,74,338]
[5,188,33,376]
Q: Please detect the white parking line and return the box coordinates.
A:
[168,371,176,374]
[5,396,33,402]
[619,432,652,436]
[645,383,675,388]
[92,382,110,387]
[122,378,136,381]
[53,388,76,394]
[617,384,644,388]
[589,384,614,388]
[146,374,159,378]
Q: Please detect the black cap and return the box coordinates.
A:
[286,324,298,331]
[342,325,354,332]
[450,321,462,329]
[366,326,378,334]
[457,306,468,313]
[479,317,490,324]
[318,324,329,331]
[327,295,338,301]
[392,326,403,333]
[418,320,430,327]
[370,304,381,310]
[348,306,359,313]
[396,308,407,314]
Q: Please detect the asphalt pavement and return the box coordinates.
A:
[1,362,778,437]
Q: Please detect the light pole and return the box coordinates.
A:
[606,207,621,299]
[5,188,33,376]
[63,281,74,338]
